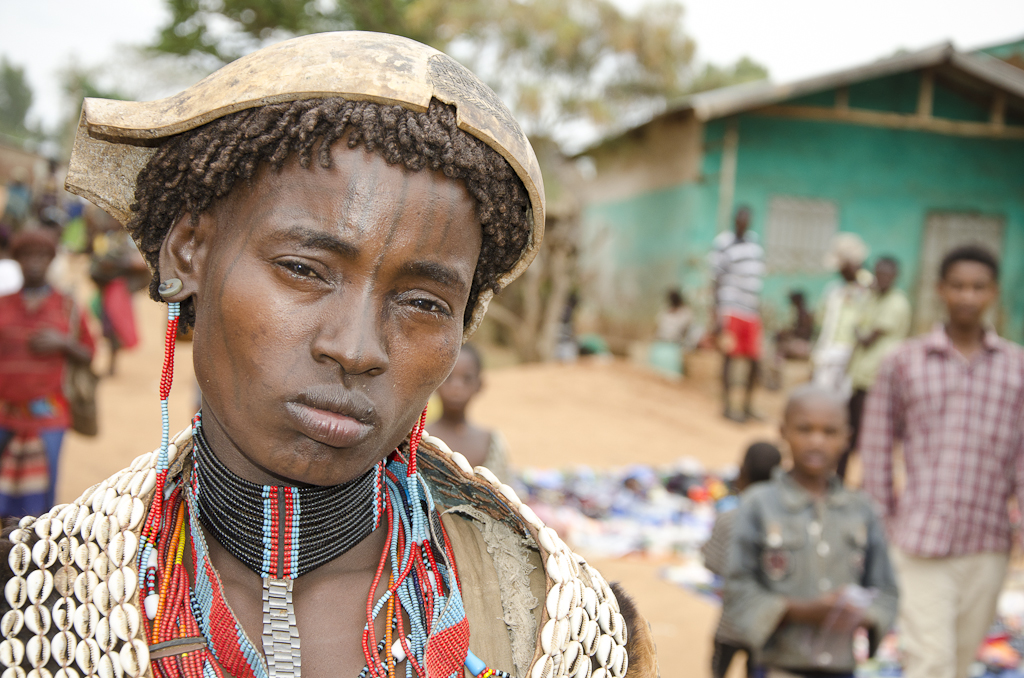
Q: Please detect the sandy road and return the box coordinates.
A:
[59,294,792,678]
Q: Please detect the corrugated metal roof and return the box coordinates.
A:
[580,42,1024,154]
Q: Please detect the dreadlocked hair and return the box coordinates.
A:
[128,97,532,328]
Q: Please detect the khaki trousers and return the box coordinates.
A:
[891,548,1008,678]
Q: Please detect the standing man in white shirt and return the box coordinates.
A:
[710,206,766,422]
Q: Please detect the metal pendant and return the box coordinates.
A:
[262,578,301,678]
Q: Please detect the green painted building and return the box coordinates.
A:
[578,42,1024,342]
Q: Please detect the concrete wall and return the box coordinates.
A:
[580,72,1024,342]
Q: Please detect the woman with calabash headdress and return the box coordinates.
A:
[0,32,658,678]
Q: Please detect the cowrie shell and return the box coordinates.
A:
[92,553,113,579]
[497,483,523,506]
[97,652,122,678]
[110,604,140,642]
[31,540,57,570]
[449,452,473,476]
[17,518,32,530]
[0,638,25,667]
[546,583,562,619]
[134,470,156,499]
[24,605,50,635]
[474,466,500,487]
[113,497,138,531]
[530,655,555,678]
[591,669,607,678]
[3,578,25,610]
[582,588,597,619]
[53,567,76,599]
[73,571,98,605]
[114,472,134,495]
[119,638,148,677]
[25,634,49,669]
[565,641,588,677]
[547,554,565,584]
[8,530,30,544]
[75,638,100,675]
[93,581,111,617]
[166,442,178,464]
[90,517,116,550]
[608,645,627,677]
[581,620,599,655]
[2,666,26,678]
[0,610,22,638]
[56,539,76,567]
[107,569,137,605]
[72,603,99,639]
[421,435,451,454]
[595,635,613,668]
[100,488,119,517]
[597,602,611,634]
[126,499,145,532]
[571,656,591,678]
[569,607,586,641]
[26,571,53,605]
[73,543,98,572]
[8,544,30,577]
[51,599,75,631]
[34,519,60,541]
[50,631,75,667]
[106,532,138,568]
[610,613,626,645]
[173,428,192,447]
[77,483,100,506]
[62,506,89,538]
[541,618,558,654]
[518,504,545,531]
[95,617,115,653]
[557,581,575,620]
[27,670,53,678]
[538,527,559,553]
[78,515,97,548]
[553,618,570,654]
[54,669,79,678]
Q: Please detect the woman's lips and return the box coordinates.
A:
[286,402,374,448]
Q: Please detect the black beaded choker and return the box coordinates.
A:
[191,423,382,579]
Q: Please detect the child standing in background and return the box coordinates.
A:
[704,441,783,678]
[724,385,898,678]
[428,344,511,482]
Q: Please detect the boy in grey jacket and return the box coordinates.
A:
[724,385,898,678]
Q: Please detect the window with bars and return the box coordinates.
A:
[764,196,839,273]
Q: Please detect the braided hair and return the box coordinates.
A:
[128,98,532,328]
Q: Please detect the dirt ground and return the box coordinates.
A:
[59,290,806,678]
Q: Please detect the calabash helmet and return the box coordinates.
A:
[64,31,545,339]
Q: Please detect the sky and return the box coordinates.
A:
[2,0,1023,132]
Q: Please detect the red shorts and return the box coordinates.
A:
[722,314,762,359]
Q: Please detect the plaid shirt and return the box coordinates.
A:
[861,327,1024,557]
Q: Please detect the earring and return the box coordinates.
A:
[158,278,183,298]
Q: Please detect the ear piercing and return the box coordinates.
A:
[158,278,183,298]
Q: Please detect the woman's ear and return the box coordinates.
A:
[158,212,212,303]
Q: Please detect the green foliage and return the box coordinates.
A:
[147,0,695,142]
[687,56,768,94]
[0,59,34,141]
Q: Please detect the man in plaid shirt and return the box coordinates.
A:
[861,245,1024,678]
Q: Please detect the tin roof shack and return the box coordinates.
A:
[579,43,1024,343]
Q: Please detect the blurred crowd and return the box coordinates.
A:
[0,163,149,515]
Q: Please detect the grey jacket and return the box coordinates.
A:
[723,470,898,672]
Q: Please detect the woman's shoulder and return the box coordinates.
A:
[419,437,660,678]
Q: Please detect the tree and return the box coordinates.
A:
[0,59,34,142]
[148,0,695,146]
[686,56,768,94]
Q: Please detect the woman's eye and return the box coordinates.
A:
[282,261,319,278]
[410,298,447,315]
